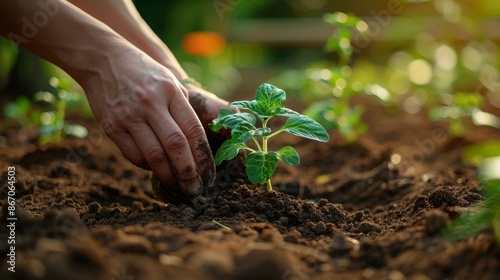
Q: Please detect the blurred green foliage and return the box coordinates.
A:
[1,0,500,144]
[34,77,88,144]
[271,0,500,142]
[3,77,89,145]
[462,141,500,165]
[271,12,372,142]
[444,157,500,243]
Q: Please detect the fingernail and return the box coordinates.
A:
[186,183,203,197]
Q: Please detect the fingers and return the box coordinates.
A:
[125,121,183,191]
[106,130,150,170]
[89,60,216,199]
[186,86,236,157]
[147,95,214,196]
[168,93,216,188]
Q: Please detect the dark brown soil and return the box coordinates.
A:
[1,106,500,280]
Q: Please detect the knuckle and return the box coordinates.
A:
[100,118,125,135]
[164,131,187,152]
[144,145,168,164]
[125,152,148,168]
[184,121,206,140]
[164,80,188,100]
[115,105,138,122]
[99,117,117,133]
[135,89,156,106]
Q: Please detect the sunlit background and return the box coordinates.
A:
[1,0,499,143]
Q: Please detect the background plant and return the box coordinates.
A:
[271,12,372,143]
[2,77,89,145]
[210,83,329,190]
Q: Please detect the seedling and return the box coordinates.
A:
[429,92,500,137]
[210,83,329,191]
[34,77,88,144]
[270,12,372,143]
[324,12,369,65]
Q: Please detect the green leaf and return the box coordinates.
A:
[231,84,292,121]
[230,100,261,113]
[277,146,300,166]
[231,122,255,143]
[212,112,256,130]
[282,115,329,142]
[210,108,240,132]
[246,152,279,184]
[255,83,286,114]
[253,127,271,137]
[274,108,299,117]
[232,126,271,143]
[214,140,247,165]
[218,108,235,118]
[230,100,270,121]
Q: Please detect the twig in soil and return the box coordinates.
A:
[212,220,231,230]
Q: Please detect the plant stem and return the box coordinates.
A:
[55,98,66,143]
[252,137,262,151]
[262,117,273,191]
[266,179,273,191]
[266,129,283,139]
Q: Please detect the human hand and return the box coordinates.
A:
[183,83,236,153]
[82,47,215,197]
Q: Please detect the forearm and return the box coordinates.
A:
[0,0,135,87]
[69,0,189,80]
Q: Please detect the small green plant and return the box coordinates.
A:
[271,12,372,143]
[2,77,91,145]
[429,92,500,137]
[3,96,42,131]
[323,12,369,65]
[34,77,88,144]
[210,83,329,191]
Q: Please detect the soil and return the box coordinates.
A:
[1,103,500,280]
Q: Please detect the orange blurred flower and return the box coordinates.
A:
[182,32,226,57]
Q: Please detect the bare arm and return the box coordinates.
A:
[0,0,215,197]
[68,0,188,80]
[0,0,127,84]
[67,0,235,153]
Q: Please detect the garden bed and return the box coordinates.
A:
[1,105,500,280]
